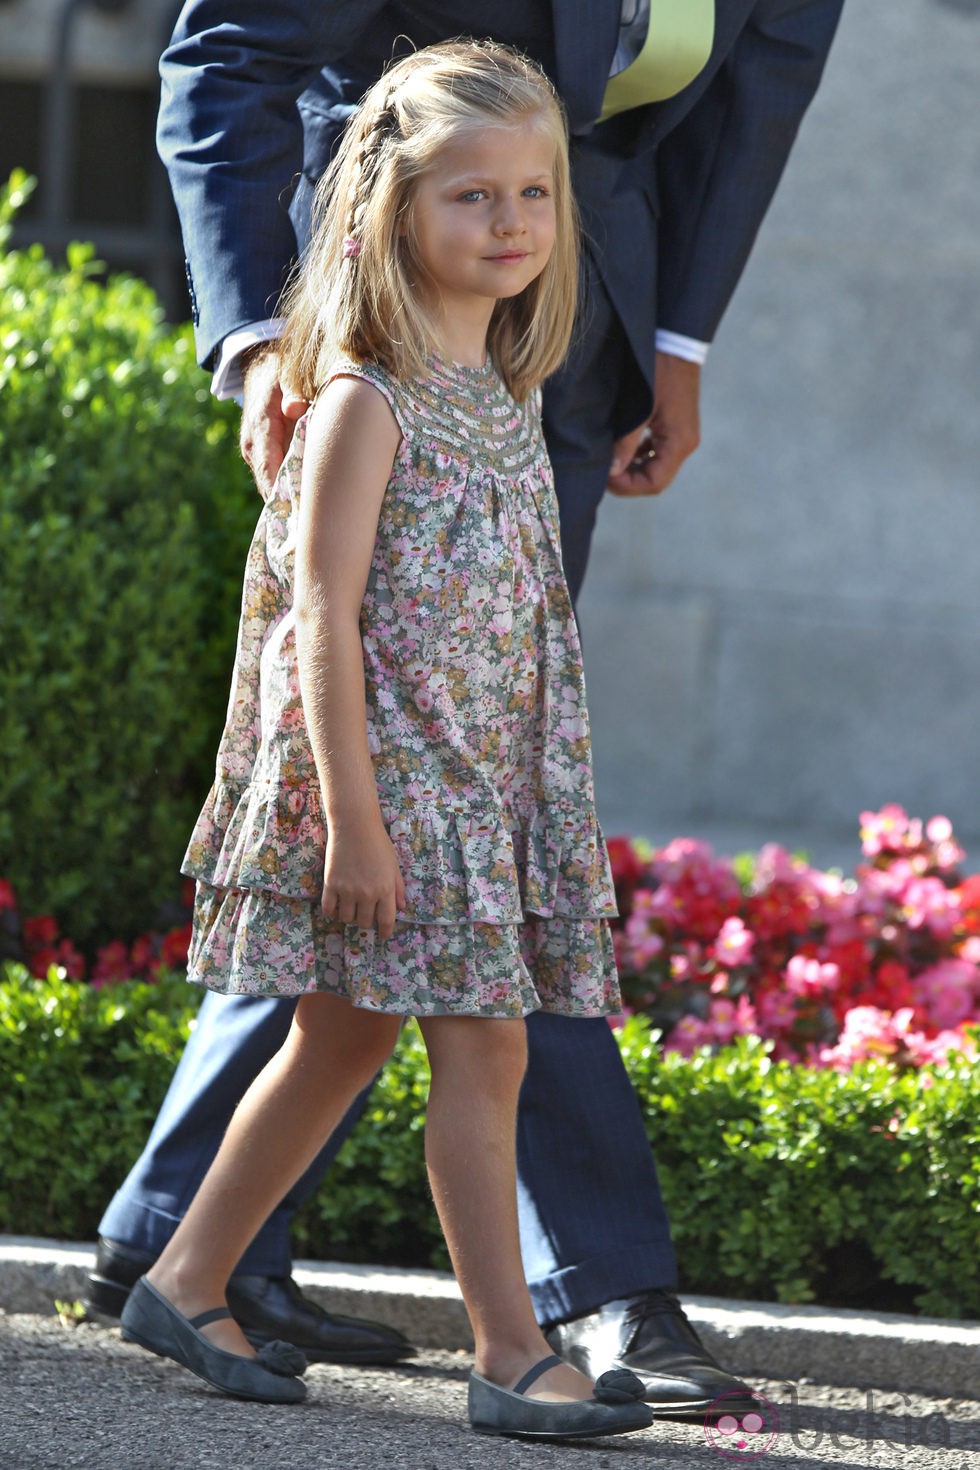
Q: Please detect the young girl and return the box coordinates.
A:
[120,40,652,1443]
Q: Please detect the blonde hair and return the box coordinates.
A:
[279,39,578,403]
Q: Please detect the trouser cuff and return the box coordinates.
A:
[528,1244,678,1329]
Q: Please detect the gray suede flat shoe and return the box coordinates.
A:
[120,1276,307,1403]
[469,1353,655,1440]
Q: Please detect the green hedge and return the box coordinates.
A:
[619,1024,980,1318]
[2,964,977,1318]
[0,173,256,948]
[0,969,194,1238]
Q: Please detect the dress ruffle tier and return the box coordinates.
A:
[184,776,620,1017]
[185,776,617,922]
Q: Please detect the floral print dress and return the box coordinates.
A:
[182,355,620,1018]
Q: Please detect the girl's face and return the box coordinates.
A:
[408,119,557,321]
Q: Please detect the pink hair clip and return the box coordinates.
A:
[342,236,362,259]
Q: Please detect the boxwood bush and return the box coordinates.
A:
[0,172,257,948]
[2,962,977,1319]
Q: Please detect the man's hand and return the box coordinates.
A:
[240,344,309,498]
[607,351,701,498]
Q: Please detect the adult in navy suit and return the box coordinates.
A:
[89,0,843,1410]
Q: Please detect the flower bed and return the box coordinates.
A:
[610,805,979,1068]
[0,878,193,988]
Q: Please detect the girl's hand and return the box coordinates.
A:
[321,819,406,940]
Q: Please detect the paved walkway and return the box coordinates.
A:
[1,1238,978,1469]
[2,1316,978,1470]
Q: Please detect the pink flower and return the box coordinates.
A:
[925,815,965,873]
[960,936,980,965]
[712,916,755,968]
[904,1027,977,1066]
[817,1005,909,1069]
[704,995,758,1044]
[663,1014,714,1057]
[816,1004,976,1071]
[860,804,919,858]
[670,944,702,982]
[623,909,665,967]
[902,876,960,937]
[754,843,818,888]
[757,989,798,1034]
[913,958,979,1030]
[611,810,980,1070]
[784,954,840,997]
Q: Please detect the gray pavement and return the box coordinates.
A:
[1,1315,977,1470]
[1,1238,978,1469]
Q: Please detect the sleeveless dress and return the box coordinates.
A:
[182,355,620,1019]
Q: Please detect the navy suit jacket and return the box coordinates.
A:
[158,0,842,400]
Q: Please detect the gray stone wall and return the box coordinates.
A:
[579,0,980,863]
[0,0,171,82]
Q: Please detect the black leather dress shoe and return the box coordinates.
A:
[546,1290,758,1421]
[86,1236,415,1365]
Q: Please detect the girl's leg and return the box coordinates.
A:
[146,992,401,1357]
[418,1014,596,1402]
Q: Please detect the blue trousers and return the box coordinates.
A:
[101,275,679,1325]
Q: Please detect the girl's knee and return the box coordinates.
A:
[422,1015,528,1089]
[291,993,401,1077]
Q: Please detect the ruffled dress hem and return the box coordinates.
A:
[183,775,617,923]
[185,881,620,1019]
[181,775,620,1018]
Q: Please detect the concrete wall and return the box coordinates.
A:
[0,0,172,82]
[579,0,980,864]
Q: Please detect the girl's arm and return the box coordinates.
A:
[294,377,405,939]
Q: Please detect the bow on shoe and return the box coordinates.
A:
[593,1368,646,1403]
[256,1340,308,1377]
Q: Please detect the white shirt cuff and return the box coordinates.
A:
[211,319,286,400]
[655,329,709,366]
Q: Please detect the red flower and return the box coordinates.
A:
[0,878,17,913]
[129,934,156,975]
[744,883,813,942]
[824,938,872,988]
[161,923,192,970]
[958,874,980,934]
[28,946,60,979]
[91,940,132,987]
[23,915,59,948]
[53,938,86,982]
[605,836,649,906]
